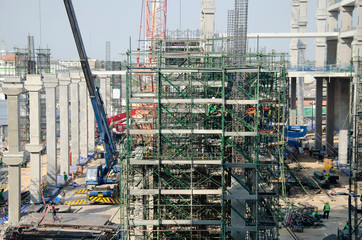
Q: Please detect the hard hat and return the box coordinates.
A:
[325,173,329,176]
[347,220,349,223]
[314,208,317,211]
[326,201,329,204]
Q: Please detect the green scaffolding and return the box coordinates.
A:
[121,40,288,239]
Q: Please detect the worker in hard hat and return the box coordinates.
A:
[344,220,350,230]
[323,201,330,219]
[63,171,68,183]
[324,172,329,184]
[312,208,321,222]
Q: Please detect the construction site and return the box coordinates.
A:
[0,0,361,239]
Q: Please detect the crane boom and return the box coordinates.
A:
[63,0,117,176]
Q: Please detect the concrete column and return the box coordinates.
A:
[201,0,215,52]
[88,97,95,151]
[70,72,80,165]
[327,11,338,65]
[337,6,353,66]
[326,79,335,156]
[334,79,350,165]
[79,76,88,158]
[298,0,308,67]
[290,0,300,67]
[340,6,353,32]
[2,76,24,224]
[297,77,304,125]
[337,38,353,66]
[352,2,362,56]
[315,0,327,67]
[290,77,297,125]
[43,73,58,188]
[106,77,112,116]
[100,76,107,114]
[315,78,323,150]
[24,75,44,204]
[58,73,71,175]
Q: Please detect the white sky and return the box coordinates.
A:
[0,0,320,61]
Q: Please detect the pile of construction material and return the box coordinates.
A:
[283,202,320,232]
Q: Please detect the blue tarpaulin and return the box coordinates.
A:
[79,156,88,165]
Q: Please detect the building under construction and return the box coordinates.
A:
[121,33,288,240]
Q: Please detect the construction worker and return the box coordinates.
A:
[323,201,330,219]
[63,171,68,183]
[324,172,329,183]
[312,208,320,222]
[51,202,61,223]
[344,220,350,230]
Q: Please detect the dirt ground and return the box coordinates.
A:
[280,135,352,239]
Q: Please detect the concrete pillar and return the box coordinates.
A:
[352,2,362,57]
[24,75,44,204]
[297,77,304,125]
[201,0,215,52]
[298,0,308,67]
[337,38,353,66]
[70,72,80,165]
[337,6,353,66]
[1,76,24,224]
[340,6,353,32]
[315,78,323,150]
[327,11,338,64]
[339,130,349,165]
[315,0,327,67]
[295,1,307,126]
[43,73,58,188]
[326,79,335,156]
[290,77,297,125]
[100,76,107,115]
[106,77,112,116]
[88,97,95,151]
[334,79,350,165]
[58,73,71,175]
[290,0,300,67]
[79,76,88,158]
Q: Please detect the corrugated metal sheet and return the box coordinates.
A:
[0,100,7,126]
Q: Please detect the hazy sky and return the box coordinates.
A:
[0,0,319,61]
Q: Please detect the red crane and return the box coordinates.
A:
[145,0,167,42]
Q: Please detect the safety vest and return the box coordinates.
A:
[324,204,330,211]
[324,175,329,181]
[345,224,350,230]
